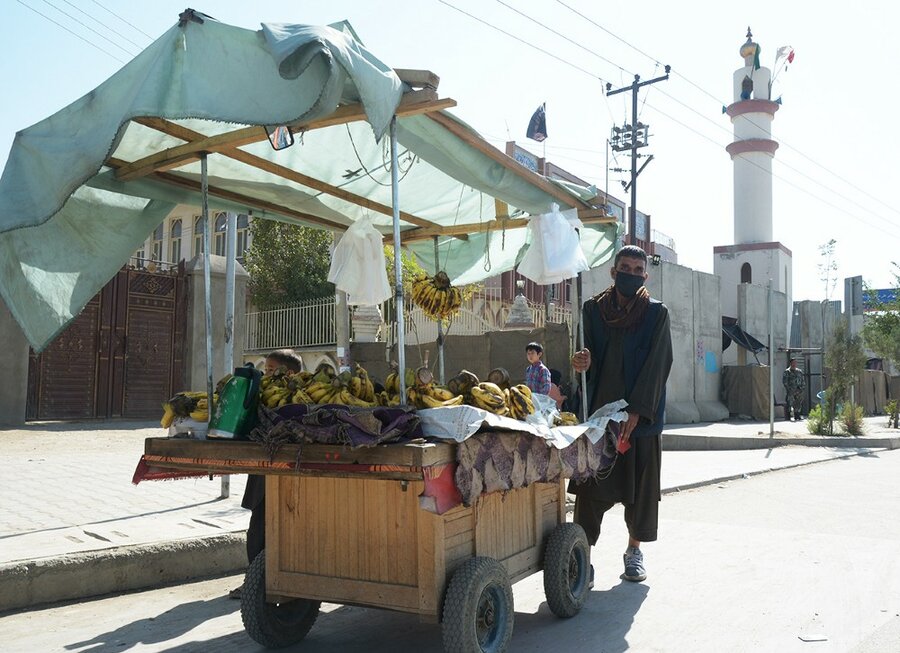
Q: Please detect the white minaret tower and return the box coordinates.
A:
[714,29,793,362]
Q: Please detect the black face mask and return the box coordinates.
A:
[614,270,644,298]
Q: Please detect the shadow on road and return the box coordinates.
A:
[63,596,239,652]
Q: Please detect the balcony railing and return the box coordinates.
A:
[245,296,336,351]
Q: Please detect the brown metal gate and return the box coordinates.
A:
[26,266,186,420]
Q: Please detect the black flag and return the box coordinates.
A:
[526,103,547,142]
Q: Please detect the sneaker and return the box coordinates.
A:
[588,564,594,590]
[622,547,647,582]
[228,586,242,600]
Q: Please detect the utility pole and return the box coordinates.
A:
[606,67,670,247]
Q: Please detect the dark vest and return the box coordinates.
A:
[586,299,666,437]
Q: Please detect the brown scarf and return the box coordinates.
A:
[594,284,650,329]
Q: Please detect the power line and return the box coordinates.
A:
[89,0,155,41]
[553,0,900,219]
[38,0,138,57]
[59,0,146,50]
[15,0,128,64]
[437,0,900,242]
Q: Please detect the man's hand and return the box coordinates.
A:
[572,348,591,373]
[619,411,640,445]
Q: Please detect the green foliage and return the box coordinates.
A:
[862,262,900,372]
[885,400,899,429]
[806,403,833,436]
[824,318,867,432]
[243,220,334,309]
[839,403,866,436]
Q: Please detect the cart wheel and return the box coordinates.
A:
[240,549,320,649]
[442,556,514,653]
[542,523,590,618]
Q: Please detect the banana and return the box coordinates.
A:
[428,386,457,402]
[385,372,399,394]
[507,386,534,421]
[160,403,176,428]
[189,409,209,421]
[555,411,579,426]
[421,393,464,408]
[514,384,532,399]
[470,384,506,412]
[349,376,363,398]
[292,389,313,404]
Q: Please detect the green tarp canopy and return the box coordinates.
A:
[0,12,617,352]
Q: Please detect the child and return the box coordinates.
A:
[524,342,551,395]
[548,368,566,409]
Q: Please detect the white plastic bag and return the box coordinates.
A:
[327,216,392,305]
[517,203,589,284]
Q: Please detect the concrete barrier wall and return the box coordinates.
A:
[185,255,248,389]
[737,283,789,402]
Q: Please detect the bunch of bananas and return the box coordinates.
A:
[410,271,462,321]
[505,384,536,421]
[303,364,378,408]
[553,411,580,426]
[468,382,511,416]
[408,383,465,409]
[160,391,214,427]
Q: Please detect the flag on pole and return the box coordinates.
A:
[776,46,795,64]
[526,103,547,142]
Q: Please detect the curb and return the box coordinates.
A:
[662,433,900,451]
[0,532,246,614]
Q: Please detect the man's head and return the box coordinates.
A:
[525,342,544,365]
[789,359,797,370]
[610,245,649,297]
[264,349,303,376]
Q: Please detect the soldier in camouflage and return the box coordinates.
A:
[782,359,806,421]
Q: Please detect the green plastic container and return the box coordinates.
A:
[208,363,261,439]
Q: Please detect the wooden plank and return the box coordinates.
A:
[144,437,455,467]
[267,571,424,613]
[425,111,592,211]
[395,68,440,89]
[122,90,455,178]
[401,212,617,242]
[417,505,444,616]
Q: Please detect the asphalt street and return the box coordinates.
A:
[1,448,897,653]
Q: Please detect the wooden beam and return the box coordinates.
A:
[425,111,592,211]
[394,68,440,89]
[106,157,350,232]
[401,213,617,243]
[121,122,464,239]
[118,90,456,181]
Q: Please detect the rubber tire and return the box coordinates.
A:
[240,550,321,648]
[442,556,514,653]
[542,523,591,618]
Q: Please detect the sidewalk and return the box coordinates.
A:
[1,416,898,613]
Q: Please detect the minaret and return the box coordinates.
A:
[714,29,793,363]
[727,29,778,243]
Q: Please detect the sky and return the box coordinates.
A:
[2,0,899,304]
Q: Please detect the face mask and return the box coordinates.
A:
[614,270,644,298]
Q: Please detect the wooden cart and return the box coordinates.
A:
[143,437,591,652]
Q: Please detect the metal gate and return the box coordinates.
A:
[26,266,186,420]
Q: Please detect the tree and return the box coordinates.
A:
[243,220,334,309]
[817,238,839,301]
[824,317,867,434]
[863,262,900,427]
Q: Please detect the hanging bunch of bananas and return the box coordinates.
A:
[505,384,536,421]
[410,270,462,321]
[405,366,465,409]
[160,391,214,428]
[553,411,580,426]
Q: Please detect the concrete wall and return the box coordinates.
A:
[185,255,248,389]
[643,262,729,423]
[790,299,842,405]
[351,324,570,389]
[736,283,789,402]
[0,301,30,426]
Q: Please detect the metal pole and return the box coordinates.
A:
[433,236,445,385]
[390,117,407,403]
[201,153,215,430]
[574,273,588,423]
[630,75,639,246]
[768,279,775,436]
[219,210,237,499]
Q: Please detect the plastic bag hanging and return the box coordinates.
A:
[327,215,392,305]
[517,203,589,285]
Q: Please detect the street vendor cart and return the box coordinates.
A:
[142,435,592,652]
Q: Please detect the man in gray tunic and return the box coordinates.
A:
[570,245,673,583]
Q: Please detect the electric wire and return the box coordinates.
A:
[89,0,155,41]
[59,0,146,50]
[38,0,138,57]
[438,0,900,241]
[15,0,128,63]
[553,0,900,219]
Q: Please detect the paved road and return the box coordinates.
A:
[2,449,898,653]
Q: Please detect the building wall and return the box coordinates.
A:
[736,283,789,402]
[184,255,248,389]
[0,301,29,425]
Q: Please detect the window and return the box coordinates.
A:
[236,213,250,262]
[214,213,227,256]
[193,215,205,257]
[170,219,182,263]
[151,223,163,261]
[740,262,752,284]
[134,243,146,268]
